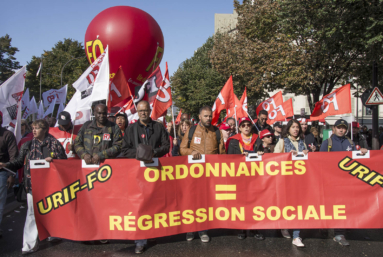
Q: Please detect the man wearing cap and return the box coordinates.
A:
[256,129,275,153]
[320,118,368,246]
[49,111,82,158]
[0,111,18,237]
[180,105,225,243]
[115,112,127,136]
[75,104,122,165]
[348,122,368,149]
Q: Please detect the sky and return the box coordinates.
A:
[1,0,236,78]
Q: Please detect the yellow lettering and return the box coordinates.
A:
[161,166,174,181]
[175,165,188,179]
[266,206,281,221]
[231,207,245,221]
[333,205,347,220]
[251,162,264,176]
[281,161,293,175]
[294,161,306,175]
[190,164,204,178]
[222,163,235,177]
[236,162,250,176]
[137,215,152,230]
[282,206,296,220]
[144,168,159,182]
[154,213,168,228]
[338,157,358,171]
[124,214,136,231]
[182,210,194,224]
[51,192,64,209]
[350,165,370,179]
[266,161,279,175]
[169,211,181,226]
[320,205,332,220]
[369,175,383,186]
[253,206,265,221]
[304,205,319,220]
[215,207,230,221]
[109,216,123,231]
[206,163,219,177]
[196,208,207,223]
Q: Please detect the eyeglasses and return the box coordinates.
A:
[260,118,268,121]
[137,110,150,113]
[240,124,251,128]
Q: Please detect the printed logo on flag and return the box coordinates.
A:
[103,133,111,141]
[6,104,17,120]
[12,92,23,102]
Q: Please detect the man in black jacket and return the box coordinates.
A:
[121,101,170,254]
[253,110,273,134]
[0,111,18,237]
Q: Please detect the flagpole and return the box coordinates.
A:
[172,104,177,140]
[246,110,259,133]
[40,55,43,102]
[131,95,137,111]
[234,105,238,134]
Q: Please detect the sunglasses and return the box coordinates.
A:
[263,135,272,138]
[240,123,252,128]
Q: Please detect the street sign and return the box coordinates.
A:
[365,87,383,105]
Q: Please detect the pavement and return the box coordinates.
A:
[1,194,383,257]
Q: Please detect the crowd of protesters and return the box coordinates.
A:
[0,100,376,254]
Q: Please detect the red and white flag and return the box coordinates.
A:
[108,66,132,111]
[256,91,285,125]
[212,76,235,125]
[151,63,172,121]
[310,84,351,121]
[42,84,68,106]
[175,109,182,124]
[273,98,294,122]
[0,65,26,127]
[227,88,248,119]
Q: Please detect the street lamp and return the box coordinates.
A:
[61,56,86,87]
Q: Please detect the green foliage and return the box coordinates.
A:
[171,36,227,119]
[0,34,21,83]
[211,0,383,112]
[25,38,88,103]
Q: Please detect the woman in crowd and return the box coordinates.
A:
[172,120,191,156]
[21,119,31,138]
[0,119,67,254]
[274,119,309,247]
[227,117,264,240]
[299,119,317,152]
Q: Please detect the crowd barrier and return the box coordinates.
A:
[30,151,383,241]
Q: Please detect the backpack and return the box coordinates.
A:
[188,125,221,146]
[327,134,354,152]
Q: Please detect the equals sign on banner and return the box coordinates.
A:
[215,185,236,200]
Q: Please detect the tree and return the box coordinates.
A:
[171,36,227,119]
[0,34,21,84]
[25,38,88,103]
[211,0,383,112]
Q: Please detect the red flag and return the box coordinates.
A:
[256,91,286,125]
[151,62,172,120]
[310,84,351,121]
[212,76,235,125]
[175,109,182,124]
[227,88,248,119]
[273,98,294,122]
[108,67,132,111]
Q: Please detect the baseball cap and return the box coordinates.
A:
[334,119,348,128]
[58,111,71,126]
[115,111,127,120]
[260,129,274,139]
[219,123,231,131]
[352,122,360,128]
[274,121,282,127]
[238,117,252,126]
[298,118,308,123]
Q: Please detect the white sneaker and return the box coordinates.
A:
[292,237,304,247]
[281,229,291,238]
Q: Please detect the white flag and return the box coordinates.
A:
[42,84,68,106]
[43,97,57,118]
[14,101,22,143]
[21,88,30,110]
[22,96,38,119]
[63,90,91,125]
[0,66,26,127]
[73,50,107,92]
[36,62,42,77]
[56,103,65,119]
[90,46,110,105]
[37,100,44,119]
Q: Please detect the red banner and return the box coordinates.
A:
[31,151,383,241]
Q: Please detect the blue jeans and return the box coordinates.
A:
[292,229,300,239]
[0,172,9,227]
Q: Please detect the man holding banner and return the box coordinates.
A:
[320,118,368,246]
[121,100,170,254]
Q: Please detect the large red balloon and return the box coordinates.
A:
[85,6,164,91]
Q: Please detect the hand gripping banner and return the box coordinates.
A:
[30,151,383,241]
